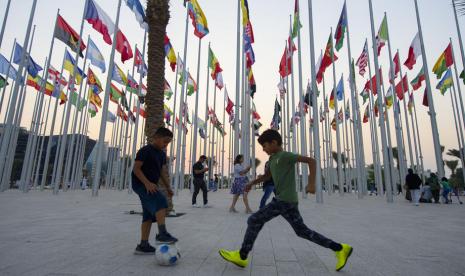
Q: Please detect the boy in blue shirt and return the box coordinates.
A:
[132,127,178,254]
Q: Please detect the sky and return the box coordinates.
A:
[0,0,464,176]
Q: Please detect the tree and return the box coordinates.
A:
[445,160,459,175]
[146,0,170,143]
[447,148,465,159]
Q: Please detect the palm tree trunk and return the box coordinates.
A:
[146,0,170,144]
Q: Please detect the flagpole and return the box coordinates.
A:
[209,85,217,182]
[452,0,465,105]
[380,83,397,195]
[91,0,123,196]
[131,31,147,190]
[221,86,227,187]
[234,0,241,158]
[32,95,52,189]
[0,0,11,48]
[407,91,421,174]
[450,39,465,134]
[191,36,203,189]
[450,78,465,183]
[385,13,407,194]
[173,6,190,196]
[412,0,445,178]
[344,1,365,196]
[106,113,118,188]
[397,51,415,171]
[169,52,180,178]
[367,0,395,201]
[0,0,38,190]
[342,88,350,192]
[365,43,383,195]
[202,45,212,157]
[321,75,332,195]
[0,38,17,116]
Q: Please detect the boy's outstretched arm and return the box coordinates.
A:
[297,156,316,194]
[245,169,272,192]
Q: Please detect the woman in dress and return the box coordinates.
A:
[229,155,253,213]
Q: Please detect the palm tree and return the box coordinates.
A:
[145,0,170,143]
[445,160,459,175]
[447,148,465,159]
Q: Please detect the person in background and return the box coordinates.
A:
[229,154,253,213]
[259,161,275,209]
[427,173,441,203]
[440,177,451,204]
[405,169,422,206]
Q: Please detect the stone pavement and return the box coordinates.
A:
[0,189,464,276]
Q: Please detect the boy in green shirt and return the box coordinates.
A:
[219,129,352,271]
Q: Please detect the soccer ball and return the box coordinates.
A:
[155,243,181,266]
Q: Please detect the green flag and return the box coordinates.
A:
[70,91,87,111]
[0,75,8,88]
[460,70,465,85]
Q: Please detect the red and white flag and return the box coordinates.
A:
[404,33,422,70]
[356,41,368,77]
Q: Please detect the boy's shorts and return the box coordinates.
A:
[132,183,168,222]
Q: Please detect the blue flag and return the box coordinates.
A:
[336,76,344,101]
[13,42,42,77]
[0,53,18,80]
[125,0,148,31]
[86,38,106,73]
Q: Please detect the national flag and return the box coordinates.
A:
[391,52,400,81]
[411,67,425,90]
[244,21,255,44]
[54,15,86,57]
[164,79,173,100]
[291,0,302,39]
[329,89,335,110]
[244,39,255,68]
[240,0,250,26]
[134,105,147,118]
[225,87,234,115]
[334,2,347,51]
[271,98,281,130]
[277,77,286,98]
[376,15,388,56]
[279,39,296,78]
[134,47,147,77]
[111,63,128,85]
[331,118,337,131]
[373,97,379,117]
[336,76,344,101]
[110,83,123,103]
[215,71,224,90]
[27,74,54,95]
[164,104,173,124]
[187,0,209,39]
[363,105,370,123]
[395,75,408,100]
[88,102,98,117]
[63,49,86,85]
[140,83,147,96]
[120,90,130,111]
[356,41,368,76]
[385,87,394,108]
[107,111,117,123]
[117,104,128,122]
[436,68,453,95]
[69,91,87,111]
[126,74,139,94]
[317,34,338,83]
[88,90,102,108]
[422,88,428,107]
[125,0,148,31]
[404,33,421,70]
[0,53,18,80]
[128,110,136,123]
[86,38,106,73]
[248,68,256,97]
[164,35,177,71]
[432,43,454,79]
[208,46,223,81]
[345,101,350,120]
[87,68,103,94]
[13,42,42,78]
[115,30,133,63]
[407,93,413,114]
[179,71,197,96]
[460,70,465,85]
[360,89,369,104]
[364,68,383,95]
[85,0,115,45]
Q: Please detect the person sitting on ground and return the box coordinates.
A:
[420,183,433,203]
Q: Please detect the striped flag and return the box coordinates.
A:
[356,41,368,77]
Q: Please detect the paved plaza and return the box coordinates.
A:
[0,189,464,276]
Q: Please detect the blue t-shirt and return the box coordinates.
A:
[131,144,167,188]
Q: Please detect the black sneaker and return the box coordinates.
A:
[156,232,178,244]
[134,243,156,255]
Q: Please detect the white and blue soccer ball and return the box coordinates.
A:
[155,243,181,266]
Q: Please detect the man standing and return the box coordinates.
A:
[192,155,210,208]
[405,169,422,206]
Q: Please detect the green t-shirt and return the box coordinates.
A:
[269,151,299,203]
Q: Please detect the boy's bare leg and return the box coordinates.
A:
[141,221,152,241]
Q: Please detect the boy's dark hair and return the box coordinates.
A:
[258,129,282,146]
[408,169,413,174]
[154,127,173,138]
[199,155,207,160]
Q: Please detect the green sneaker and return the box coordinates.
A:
[218,249,248,268]
[335,243,353,271]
